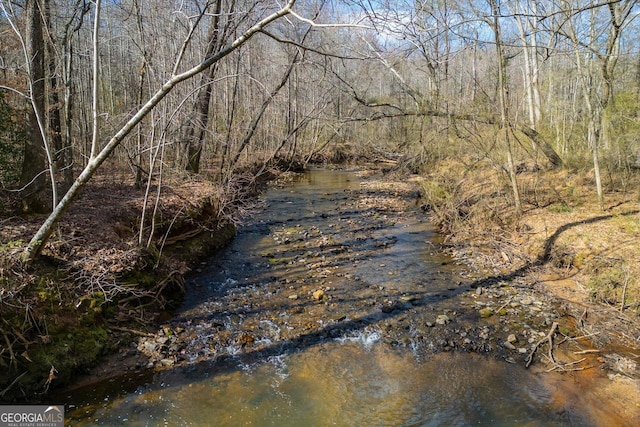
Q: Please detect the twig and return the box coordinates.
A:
[546,357,590,372]
[1,328,17,369]
[526,321,558,368]
[0,371,27,397]
[561,357,586,367]
[570,332,601,341]
[573,349,601,355]
[576,308,587,328]
[109,326,155,337]
[496,298,512,313]
[620,269,629,313]
[547,362,594,373]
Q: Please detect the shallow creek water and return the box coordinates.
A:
[63,168,611,426]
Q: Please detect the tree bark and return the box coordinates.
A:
[90,0,102,159]
[44,0,64,181]
[133,0,149,189]
[514,0,542,129]
[60,1,91,189]
[490,0,521,215]
[20,0,48,213]
[518,126,562,168]
[185,0,224,173]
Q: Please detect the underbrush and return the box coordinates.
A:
[0,169,259,402]
[419,159,519,242]
[586,259,639,312]
[419,157,640,319]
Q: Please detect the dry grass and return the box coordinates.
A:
[420,157,640,323]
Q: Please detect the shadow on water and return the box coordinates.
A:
[60,168,634,426]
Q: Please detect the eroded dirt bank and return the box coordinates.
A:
[67,167,639,423]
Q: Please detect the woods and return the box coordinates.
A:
[0,0,638,256]
[1,0,640,403]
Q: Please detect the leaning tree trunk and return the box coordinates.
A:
[21,0,297,263]
[226,51,299,176]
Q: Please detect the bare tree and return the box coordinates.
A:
[22,0,299,262]
[489,0,521,215]
[9,0,50,213]
[513,0,543,130]
[184,0,232,173]
[560,0,638,210]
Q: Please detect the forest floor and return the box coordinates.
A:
[0,165,248,402]
[1,160,640,421]
[420,159,640,422]
[421,158,640,351]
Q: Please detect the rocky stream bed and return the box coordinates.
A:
[54,167,640,426]
[97,168,636,382]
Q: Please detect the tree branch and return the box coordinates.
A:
[22,0,298,262]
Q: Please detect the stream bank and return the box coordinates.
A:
[0,171,248,402]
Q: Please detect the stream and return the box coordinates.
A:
[61,168,614,426]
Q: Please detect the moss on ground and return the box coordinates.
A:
[0,216,236,403]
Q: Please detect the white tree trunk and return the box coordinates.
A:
[491,0,521,216]
[22,0,298,262]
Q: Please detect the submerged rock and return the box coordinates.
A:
[436,314,450,325]
[312,289,325,300]
[479,308,493,318]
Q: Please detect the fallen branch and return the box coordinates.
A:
[526,321,558,368]
[496,298,512,313]
[1,328,17,369]
[547,361,594,373]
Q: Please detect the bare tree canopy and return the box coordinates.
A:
[0,0,637,263]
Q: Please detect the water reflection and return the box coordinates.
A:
[67,340,583,426]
